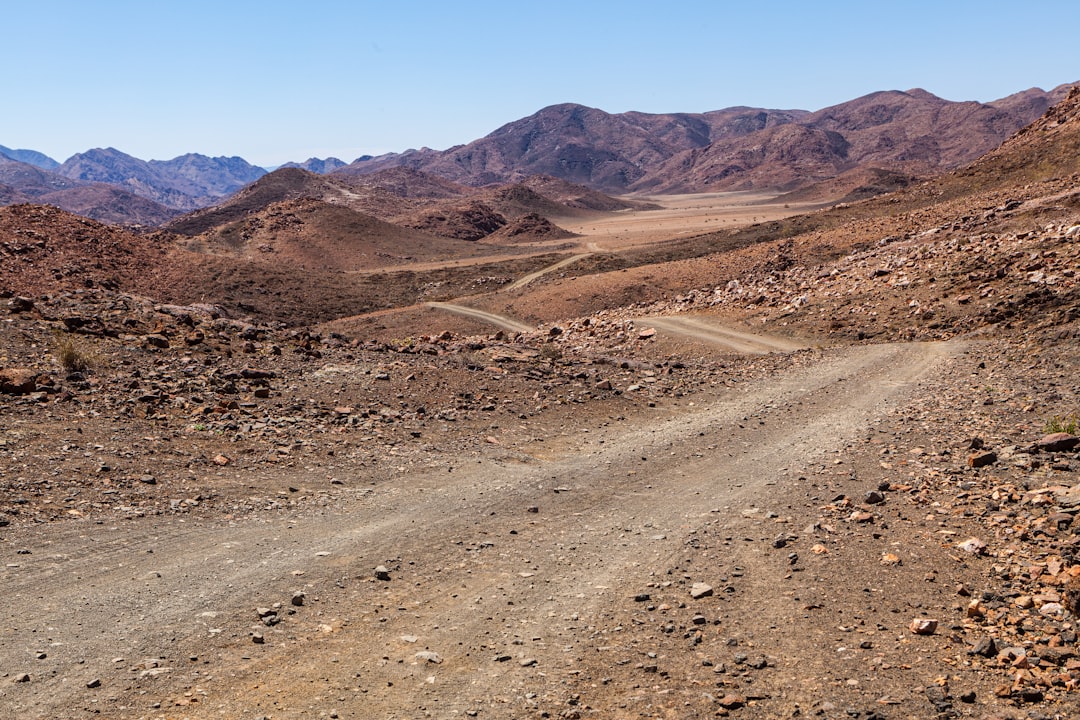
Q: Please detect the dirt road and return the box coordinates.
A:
[425,302,534,333]
[0,341,960,719]
[641,316,808,354]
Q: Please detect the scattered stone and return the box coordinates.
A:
[415,651,443,664]
[863,489,886,505]
[718,694,746,709]
[968,450,998,468]
[924,685,951,712]
[7,296,34,313]
[0,368,38,395]
[1064,576,1080,615]
[1037,432,1080,452]
[690,583,714,599]
[956,537,987,555]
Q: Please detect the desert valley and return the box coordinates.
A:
[2,84,1080,720]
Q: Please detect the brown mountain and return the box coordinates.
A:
[632,86,1073,193]
[339,104,806,191]
[337,87,1071,196]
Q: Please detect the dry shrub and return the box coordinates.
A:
[53,333,99,373]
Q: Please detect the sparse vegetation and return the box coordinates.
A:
[52,332,99,373]
[1044,412,1080,435]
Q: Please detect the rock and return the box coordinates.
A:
[0,368,38,395]
[374,566,391,581]
[956,537,987,555]
[143,334,170,349]
[291,592,305,607]
[519,658,537,667]
[925,685,951,712]
[909,618,938,635]
[638,328,656,340]
[849,510,874,523]
[1064,575,1080,615]
[1037,432,1080,452]
[415,651,442,664]
[86,678,101,689]
[690,583,714,599]
[138,475,157,485]
[252,632,265,644]
[863,490,886,505]
[13,673,30,683]
[971,636,997,658]
[7,296,34,313]
[718,694,746,709]
[968,450,997,468]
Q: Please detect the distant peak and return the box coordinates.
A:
[903,88,943,101]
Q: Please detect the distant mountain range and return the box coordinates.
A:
[0,84,1074,225]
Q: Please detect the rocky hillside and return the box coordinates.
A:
[341,86,1072,194]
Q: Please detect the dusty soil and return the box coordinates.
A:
[558,193,816,251]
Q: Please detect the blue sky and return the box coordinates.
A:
[3,1,1077,167]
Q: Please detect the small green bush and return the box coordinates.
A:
[1044,413,1080,435]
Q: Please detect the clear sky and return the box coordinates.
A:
[3,1,1077,167]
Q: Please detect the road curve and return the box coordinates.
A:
[504,253,593,291]
[641,315,808,354]
[426,301,534,333]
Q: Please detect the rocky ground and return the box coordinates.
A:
[2,274,1080,719]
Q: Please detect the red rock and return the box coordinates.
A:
[1037,433,1080,452]
[968,450,997,468]
[0,368,38,394]
[718,694,746,709]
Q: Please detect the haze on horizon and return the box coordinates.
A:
[4,0,1078,167]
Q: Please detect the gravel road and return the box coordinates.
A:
[0,341,958,718]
